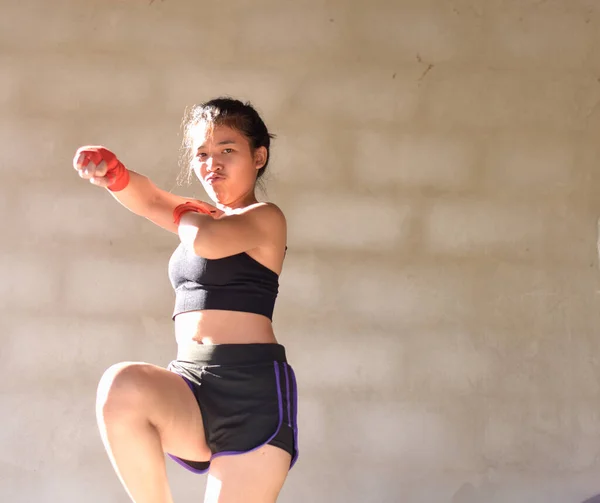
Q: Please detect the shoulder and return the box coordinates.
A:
[230,202,286,248]
[231,202,286,225]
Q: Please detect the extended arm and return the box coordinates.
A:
[73,146,214,234]
[108,171,204,234]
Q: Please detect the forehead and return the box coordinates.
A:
[191,123,246,149]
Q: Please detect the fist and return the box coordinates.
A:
[73,146,120,188]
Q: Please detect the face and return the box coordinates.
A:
[191,124,266,207]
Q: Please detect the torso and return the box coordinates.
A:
[174,310,277,345]
[172,247,283,345]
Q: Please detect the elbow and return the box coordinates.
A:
[180,216,235,259]
[177,214,214,255]
[192,242,224,260]
[191,229,222,259]
[193,241,218,259]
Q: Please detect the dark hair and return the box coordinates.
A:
[178,97,275,186]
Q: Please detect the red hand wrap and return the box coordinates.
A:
[77,146,130,192]
[173,202,213,225]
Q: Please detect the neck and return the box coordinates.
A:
[217,191,258,213]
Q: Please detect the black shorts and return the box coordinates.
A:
[166,342,299,474]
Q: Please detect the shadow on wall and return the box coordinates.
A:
[583,496,600,503]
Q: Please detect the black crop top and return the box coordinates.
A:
[167,243,280,320]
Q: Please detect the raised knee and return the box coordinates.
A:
[96,362,152,418]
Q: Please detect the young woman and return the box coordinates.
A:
[73,98,298,503]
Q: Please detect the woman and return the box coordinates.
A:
[73,98,298,503]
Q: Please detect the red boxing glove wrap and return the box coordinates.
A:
[173,202,213,225]
[78,146,130,192]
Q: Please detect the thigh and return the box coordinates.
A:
[98,362,211,462]
[204,445,292,503]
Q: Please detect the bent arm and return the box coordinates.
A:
[178,203,286,259]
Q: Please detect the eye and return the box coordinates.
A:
[197,152,207,160]
[223,148,234,154]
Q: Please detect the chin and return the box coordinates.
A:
[209,192,227,206]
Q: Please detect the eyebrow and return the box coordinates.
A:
[197,139,237,149]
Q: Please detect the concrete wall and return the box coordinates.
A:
[1,0,600,501]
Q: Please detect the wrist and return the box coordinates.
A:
[107,162,130,192]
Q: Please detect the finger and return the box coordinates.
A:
[78,165,93,179]
[73,152,85,170]
[76,154,93,172]
[75,148,104,169]
[73,147,88,167]
[75,153,95,174]
[82,162,97,179]
[90,175,113,187]
[95,160,108,177]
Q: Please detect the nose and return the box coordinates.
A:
[205,156,222,172]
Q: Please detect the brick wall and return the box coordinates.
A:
[1,0,599,502]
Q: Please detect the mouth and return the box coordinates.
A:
[206,174,225,183]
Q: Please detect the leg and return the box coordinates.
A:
[204,445,292,503]
[96,362,211,503]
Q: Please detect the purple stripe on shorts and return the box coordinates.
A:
[283,363,292,427]
[289,366,299,468]
[180,374,196,393]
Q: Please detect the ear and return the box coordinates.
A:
[254,146,267,171]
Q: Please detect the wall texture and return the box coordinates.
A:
[1,0,600,502]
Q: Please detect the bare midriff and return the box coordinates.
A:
[174,310,278,345]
